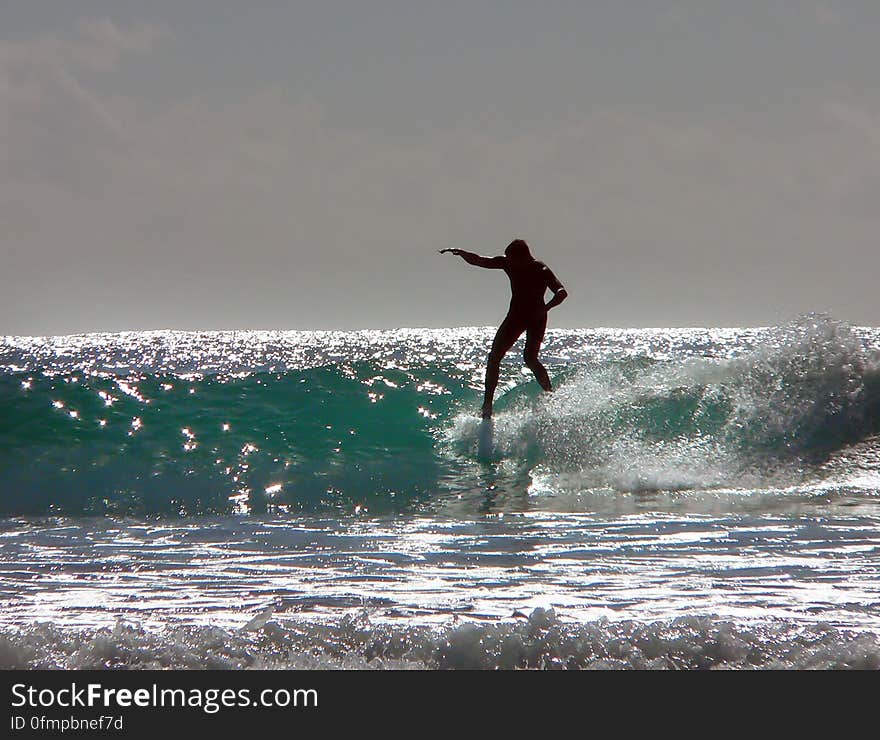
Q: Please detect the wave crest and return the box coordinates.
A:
[446,315,880,493]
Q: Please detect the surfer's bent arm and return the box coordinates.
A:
[441,249,505,269]
[544,267,568,310]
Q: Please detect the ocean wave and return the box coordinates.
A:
[1,609,877,670]
[1,316,879,516]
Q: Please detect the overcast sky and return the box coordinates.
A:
[1,1,878,335]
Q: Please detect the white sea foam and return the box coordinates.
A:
[1,610,877,670]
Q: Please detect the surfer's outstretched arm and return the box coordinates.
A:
[439,249,505,269]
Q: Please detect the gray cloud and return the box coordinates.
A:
[1,6,878,334]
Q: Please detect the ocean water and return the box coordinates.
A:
[1,314,879,669]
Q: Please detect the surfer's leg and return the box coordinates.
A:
[524,312,552,392]
[483,316,524,418]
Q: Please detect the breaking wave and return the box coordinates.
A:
[2,315,879,515]
[2,609,878,670]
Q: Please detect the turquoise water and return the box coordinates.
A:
[1,316,879,668]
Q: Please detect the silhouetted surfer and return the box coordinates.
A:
[440,239,568,418]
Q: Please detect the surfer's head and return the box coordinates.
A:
[505,239,531,262]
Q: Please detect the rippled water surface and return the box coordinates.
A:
[1,508,879,631]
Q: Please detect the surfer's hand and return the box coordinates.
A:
[439,248,464,256]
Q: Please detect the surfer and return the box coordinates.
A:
[440,239,567,418]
